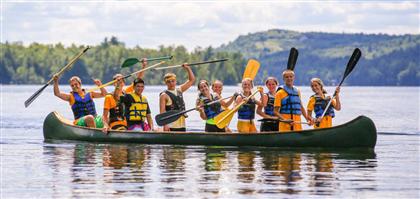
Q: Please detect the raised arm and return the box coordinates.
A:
[53,74,71,102]
[91,79,107,98]
[179,64,196,92]
[136,59,147,79]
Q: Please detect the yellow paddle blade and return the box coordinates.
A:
[242,59,260,80]
[214,109,236,129]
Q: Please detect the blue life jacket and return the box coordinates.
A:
[264,92,275,116]
[279,86,302,115]
[313,94,335,118]
[199,93,223,119]
[237,93,256,120]
[71,90,97,120]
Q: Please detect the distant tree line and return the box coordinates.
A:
[0,36,246,85]
[2,31,419,86]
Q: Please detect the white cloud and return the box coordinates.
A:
[2,1,419,50]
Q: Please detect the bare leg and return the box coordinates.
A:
[84,115,96,128]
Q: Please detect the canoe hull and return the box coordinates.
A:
[43,112,377,149]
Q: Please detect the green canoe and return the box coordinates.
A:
[43,112,377,149]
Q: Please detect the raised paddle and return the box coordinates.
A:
[155,96,233,126]
[153,58,229,70]
[121,55,173,68]
[24,46,90,108]
[285,47,299,130]
[87,61,165,92]
[214,87,263,129]
[242,59,260,80]
[316,48,362,127]
[287,47,298,71]
[258,118,309,125]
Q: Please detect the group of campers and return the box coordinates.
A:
[53,59,341,133]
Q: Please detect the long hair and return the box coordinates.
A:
[311,78,327,94]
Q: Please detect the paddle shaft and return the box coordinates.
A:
[50,46,91,83]
[318,48,361,123]
[88,61,165,92]
[146,55,173,62]
[154,58,228,70]
[24,46,90,107]
[158,96,232,122]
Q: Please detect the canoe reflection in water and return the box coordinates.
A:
[102,145,149,169]
[43,143,377,197]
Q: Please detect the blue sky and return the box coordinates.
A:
[1,1,419,50]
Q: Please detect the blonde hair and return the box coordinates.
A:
[282,69,295,77]
[163,73,176,82]
[242,78,254,88]
[69,76,81,84]
[212,79,223,86]
[113,73,124,80]
[311,78,327,94]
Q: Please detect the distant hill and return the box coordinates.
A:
[217,29,420,86]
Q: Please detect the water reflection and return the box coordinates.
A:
[260,150,303,194]
[43,143,378,197]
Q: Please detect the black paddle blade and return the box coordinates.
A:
[343,48,361,80]
[287,47,299,71]
[24,83,49,107]
[155,110,183,126]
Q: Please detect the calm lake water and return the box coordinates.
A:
[1,85,419,198]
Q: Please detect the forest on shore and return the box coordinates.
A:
[1,29,419,86]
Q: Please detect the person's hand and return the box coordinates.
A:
[196,104,205,112]
[233,92,239,98]
[53,74,59,83]
[163,125,170,131]
[335,86,340,98]
[307,117,314,126]
[257,86,264,94]
[93,79,102,86]
[102,126,109,134]
[181,63,190,69]
[141,58,148,68]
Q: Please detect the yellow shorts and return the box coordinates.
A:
[314,116,333,129]
[237,120,257,133]
[278,114,302,132]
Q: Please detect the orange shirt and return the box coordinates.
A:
[104,95,117,110]
[124,84,134,94]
